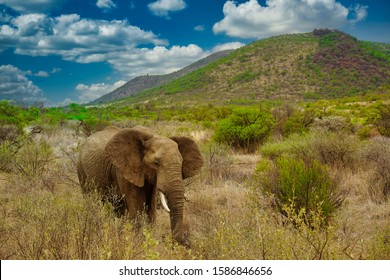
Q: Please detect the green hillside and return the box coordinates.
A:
[116,29,390,106]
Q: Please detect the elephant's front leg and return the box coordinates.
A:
[116,175,146,221]
[124,184,147,221]
[124,183,157,224]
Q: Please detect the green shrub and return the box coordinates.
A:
[373,103,390,137]
[357,125,373,139]
[260,133,311,160]
[281,108,316,136]
[271,104,297,137]
[214,108,275,152]
[0,101,26,129]
[258,156,344,226]
[261,131,360,168]
[14,140,54,178]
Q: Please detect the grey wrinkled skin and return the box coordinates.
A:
[77,125,203,246]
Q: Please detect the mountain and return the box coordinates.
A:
[91,49,233,104]
[114,29,389,106]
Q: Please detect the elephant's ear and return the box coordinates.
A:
[106,128,153,187]
[171,136,204,179]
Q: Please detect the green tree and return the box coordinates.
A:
[0,101,25,128]
[214,107,275,152]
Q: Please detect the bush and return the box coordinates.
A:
[261,131,360,168]
[0,141,16,172]
[0,101,26,129]
[260,133,311,161]
[257,156,344,226]
[0,125,24,143]
[310,116,353,133]
[361,136,390,202]
[201,142,233,182]
[373,103,390,137]
[214,108,275,152]
[309,131,360,168]
[271,104,297,138]
[14,140,54,178]
[281,108,316,136]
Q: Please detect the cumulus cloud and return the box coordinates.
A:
[194,25,205,32]
[148,0,187,18]
[0,13,167,59]
[34,70,50,77]
[107,44,207,78]
[0,64,44,101]
[0,11,214,80]
[51,67,62,74]
[96,0,116,10]
[0,0,68,13]
[212,42,245,52]
[25,67,61,77]
[76,80,126,103]
[213,0,368,39]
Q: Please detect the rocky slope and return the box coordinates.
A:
[91,49,233,104]
[114,29,389,106]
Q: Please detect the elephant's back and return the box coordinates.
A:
[79,128,118,189]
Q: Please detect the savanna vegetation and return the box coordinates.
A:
[1,30,389,260]
[1,91,389,259]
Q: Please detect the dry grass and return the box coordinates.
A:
[0,123,389,260]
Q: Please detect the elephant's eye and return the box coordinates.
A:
[153,159,160,167]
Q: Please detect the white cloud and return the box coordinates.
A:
[96,0,116,10]
[108,44,207,78]
[0,12,215,80]
[148,0,187,18]
[76,80,126,103]
[24,68,61,77]
[212,42,245,52]
[0,0,68,13]
[34,70,50,77]
[51,67,62,74]
[0,13,167,60]
[351,4,368,23]
[194,25,205,32]
[0,64,44,101]
[213,0,368,39]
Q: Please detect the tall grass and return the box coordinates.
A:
[0,123,389,259]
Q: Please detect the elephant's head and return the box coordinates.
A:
[105,126,203,246]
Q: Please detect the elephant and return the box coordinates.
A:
[77,125,203,246]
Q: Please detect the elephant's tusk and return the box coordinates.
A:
[159,192,170,212]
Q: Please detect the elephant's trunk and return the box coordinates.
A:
[166,181,186,245]
[157,165,187,246]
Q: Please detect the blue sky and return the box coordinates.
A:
[0,0,389,106]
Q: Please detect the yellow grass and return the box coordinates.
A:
[0,123,389,260]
